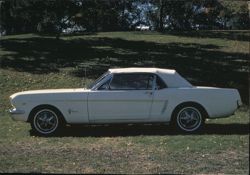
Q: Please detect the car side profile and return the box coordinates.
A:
[9,68,242,135]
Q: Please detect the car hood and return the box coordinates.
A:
[10,88,89,99]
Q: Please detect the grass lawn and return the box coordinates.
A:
[0,31,249,174]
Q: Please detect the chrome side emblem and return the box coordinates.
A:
[68,109,78,114]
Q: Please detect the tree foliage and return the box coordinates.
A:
[0,0,248,35]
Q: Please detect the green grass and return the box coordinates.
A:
[0,109,249,174]
[0,31,249,174]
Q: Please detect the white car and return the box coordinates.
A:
[9,68,242,135]
[135,25,150,31]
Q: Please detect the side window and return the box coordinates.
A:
[110,73,154,90]
[155,76,167,90]
[88,71,110,89]
[98,78,112,90]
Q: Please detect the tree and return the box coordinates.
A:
[1,0,35,34]
[37,0,79,38]
[146,0,195,31]
[0,0,249,35]
[75,0,135,32]
[219,0,249,29]
[0,0,77,36]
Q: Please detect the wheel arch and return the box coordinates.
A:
[28,104,67,124]
[170,101,209,122]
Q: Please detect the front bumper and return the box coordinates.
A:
[9,108,25,115]
[9,108,26,121]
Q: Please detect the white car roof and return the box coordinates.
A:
[108,67,192,88]
[109,67,175,74]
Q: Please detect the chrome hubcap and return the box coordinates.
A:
[34,109,58,133]
[177,107,201,131]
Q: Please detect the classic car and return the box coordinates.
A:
[9,68,242,135]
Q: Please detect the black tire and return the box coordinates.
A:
[30,106,65,136]
[172,104,205,133]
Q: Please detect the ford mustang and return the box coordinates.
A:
[9,68,242,135]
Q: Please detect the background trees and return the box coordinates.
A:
[0,0,249,35]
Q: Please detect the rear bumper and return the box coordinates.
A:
[237,100,242,109]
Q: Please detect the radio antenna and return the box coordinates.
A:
[80,64,87,88]
[84,67,87,88]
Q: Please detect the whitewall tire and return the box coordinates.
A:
[30,107,64,136]
[173,105,205,133]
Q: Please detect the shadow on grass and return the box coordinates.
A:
[29,123,249,137]
[0,33,249,103]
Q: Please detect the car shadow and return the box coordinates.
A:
[29,123,249,137]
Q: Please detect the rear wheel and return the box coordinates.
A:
[173,105,205,133]
[30,107,64,136]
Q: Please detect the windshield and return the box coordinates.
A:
[87,71,110,89]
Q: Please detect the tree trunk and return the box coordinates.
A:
[158,0,164,32]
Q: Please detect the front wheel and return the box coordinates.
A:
[30,107,64,136]
[173,106,205,133]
